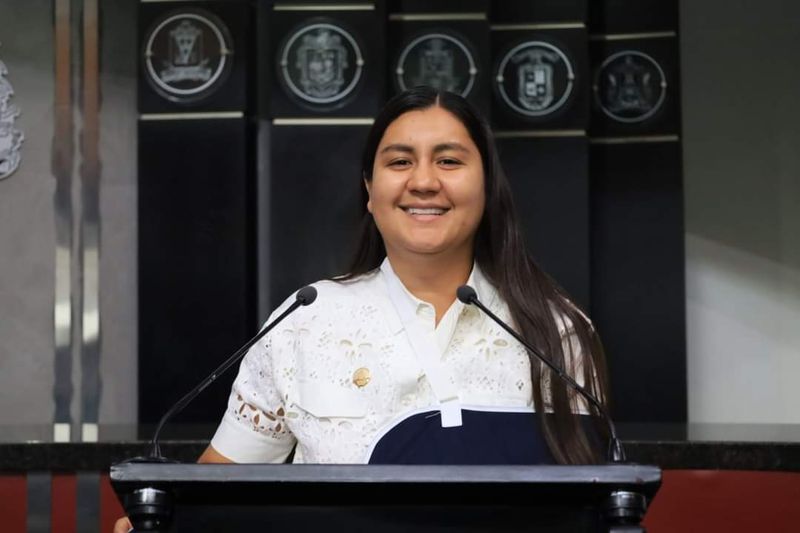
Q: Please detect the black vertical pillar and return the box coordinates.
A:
[138,1,254,423]
[588,0,686,422]
[490,1,591,308]
[263,1,386,309]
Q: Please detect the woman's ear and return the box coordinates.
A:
[364,177,373,213]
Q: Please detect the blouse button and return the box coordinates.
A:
[352,367,371,388]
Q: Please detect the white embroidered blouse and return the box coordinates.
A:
[210,258,585,464]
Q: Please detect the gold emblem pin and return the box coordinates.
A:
[353,367,371,388]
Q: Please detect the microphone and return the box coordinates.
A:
[146,285,318,460]
[456,285,625,463]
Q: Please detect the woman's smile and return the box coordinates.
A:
[400,204,451,221]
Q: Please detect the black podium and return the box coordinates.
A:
[111,463,661,532]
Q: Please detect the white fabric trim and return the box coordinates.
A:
[210,412,295,463]
[380,259,463,427]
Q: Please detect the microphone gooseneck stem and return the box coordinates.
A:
[149,287,316,459]
[464,291,625,463]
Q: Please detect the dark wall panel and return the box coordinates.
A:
[490,0,587,23]
[588,0,678,34]
[266,125,368,307]
[590,141,686,422]
[500,138,590,308]
[264,3,385,310]
[390,0,489,13]
[139,119,254,423]
[137,1,254,424]
[489,1,591,309]
[588,0,685,423]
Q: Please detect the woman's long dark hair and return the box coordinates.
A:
[340,87,610,464]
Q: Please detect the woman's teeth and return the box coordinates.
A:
[405,207,446,215]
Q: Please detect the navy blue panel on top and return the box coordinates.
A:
[369,409,560,465]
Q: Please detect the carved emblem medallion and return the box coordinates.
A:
[143,10,234,102]
[396,33,477,97]
[496,41,575,118]
[0,58,23,181]
[594,50,667,123]
[279,22,364,106]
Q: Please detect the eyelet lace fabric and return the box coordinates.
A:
[214,267,588,464]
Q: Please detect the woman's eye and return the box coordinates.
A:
[438,158,462,166]
[389,159,411,167]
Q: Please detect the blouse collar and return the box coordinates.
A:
[378,257,497,325]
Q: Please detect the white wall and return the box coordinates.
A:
[681,0,800,423]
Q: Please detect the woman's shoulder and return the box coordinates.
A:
[263,269,400,352]
[267,269,388,325]
[311,269,384,304]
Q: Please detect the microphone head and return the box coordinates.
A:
[456,285,478,304]
[296,286,318,306]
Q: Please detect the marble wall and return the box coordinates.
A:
[0,0,138,429]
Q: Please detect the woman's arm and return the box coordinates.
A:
[197,444,235,463]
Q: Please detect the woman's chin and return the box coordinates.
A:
[399,242,464,257]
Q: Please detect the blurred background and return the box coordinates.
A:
[0,0,798,440]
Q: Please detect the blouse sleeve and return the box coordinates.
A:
[209,322,297,463]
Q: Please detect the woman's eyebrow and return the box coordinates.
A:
[380,143,414,154]
[432,142,470,154]
[379,142,471,155]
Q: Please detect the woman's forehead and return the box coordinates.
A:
[378,107,476,150]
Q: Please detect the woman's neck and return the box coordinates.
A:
[386,249,473,325]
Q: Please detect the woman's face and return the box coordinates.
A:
[367,106,485,261]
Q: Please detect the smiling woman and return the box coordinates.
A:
[203,87,609,468]
[117,87,613,528]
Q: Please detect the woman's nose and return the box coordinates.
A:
[407,163,441,192]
